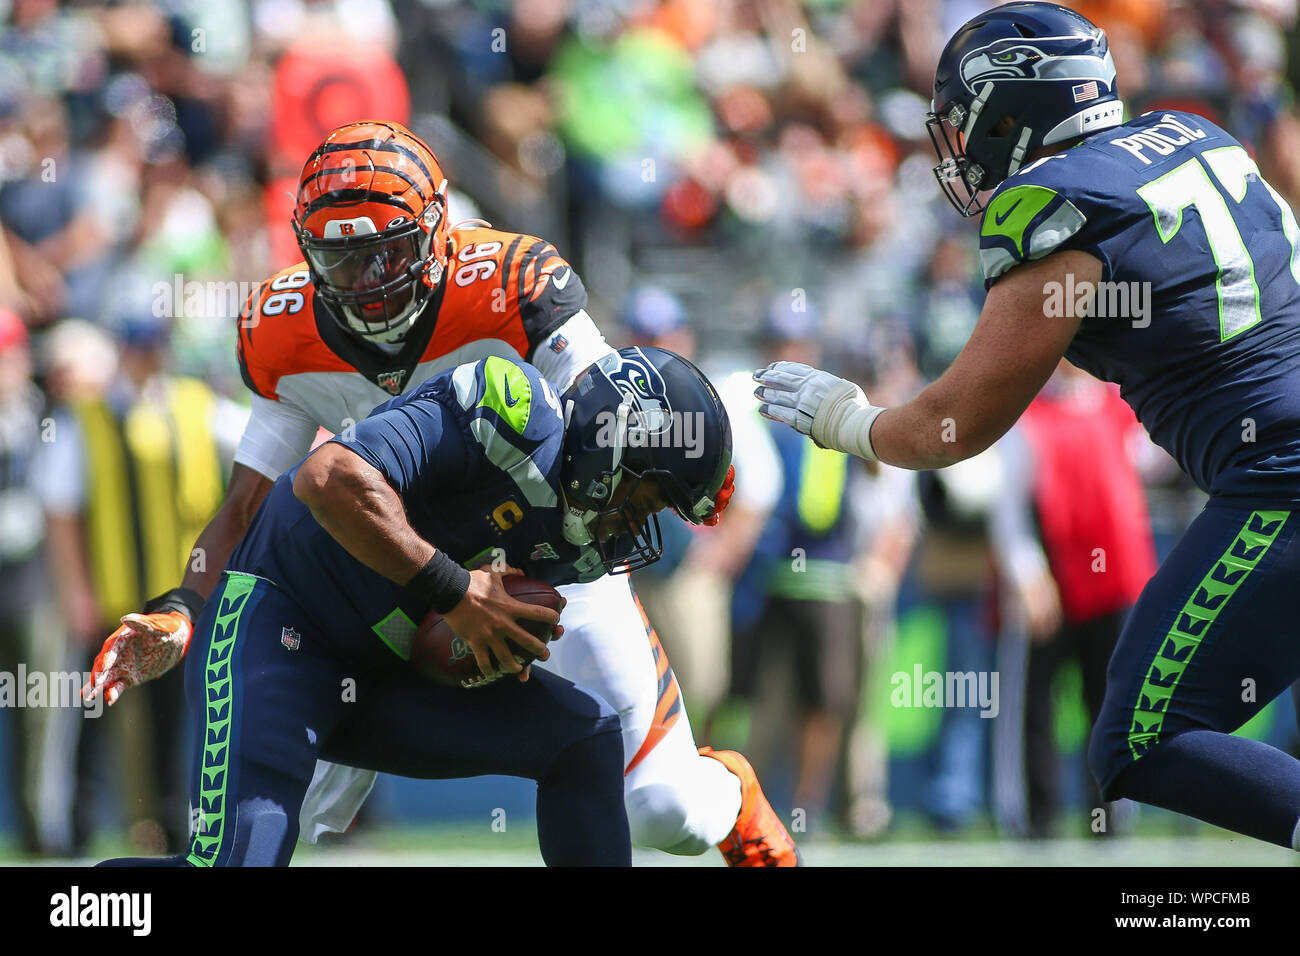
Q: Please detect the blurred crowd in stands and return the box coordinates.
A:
[3,0,1300,856]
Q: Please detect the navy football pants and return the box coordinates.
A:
[1089,504,1300,845]
[105,571,629,866]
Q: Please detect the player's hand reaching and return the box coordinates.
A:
[753,361,886,461]
[441,565,563,684]
[81,610,193,706]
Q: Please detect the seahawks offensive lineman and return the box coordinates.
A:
[757,1,1300,849]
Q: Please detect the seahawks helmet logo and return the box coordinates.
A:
[599,350,673,437]
[959,38,1115,94]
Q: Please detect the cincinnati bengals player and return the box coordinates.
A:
[84,121,799,866]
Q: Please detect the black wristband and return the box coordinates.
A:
[143,587,206,623]
[404,552,472,614]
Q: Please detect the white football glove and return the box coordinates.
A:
[753,361,885,461]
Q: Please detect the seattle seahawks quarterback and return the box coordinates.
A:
[756,1,1300,849]
[99,347,733,866]
[84,121,799,866]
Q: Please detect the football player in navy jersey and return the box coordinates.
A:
[756,1,1300,849]
[85,120,797,867]
[99,347,734,866]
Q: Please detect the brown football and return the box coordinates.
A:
[410,575,562,689]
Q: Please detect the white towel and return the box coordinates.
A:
[298,760,378,843]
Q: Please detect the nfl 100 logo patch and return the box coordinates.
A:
[376,369,407,395]
[281,626,301,651]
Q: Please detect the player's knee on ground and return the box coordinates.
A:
[225,796,299,866]
[190,796,298,867]
[624,781,711,854]
[191,758,307,866]
[1086,718,1138,802]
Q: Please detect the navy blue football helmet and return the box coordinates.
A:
[560,347,733,573]
[926,1,1124,216]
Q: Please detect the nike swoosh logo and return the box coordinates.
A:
[993,198,1022,226]
[552,268,571,289]
[503,376,520,407]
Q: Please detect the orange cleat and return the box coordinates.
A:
[700,746,803,867]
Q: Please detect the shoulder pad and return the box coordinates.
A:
[448,356,561,508]
[444,227,588,346]
[980,157,1089,283]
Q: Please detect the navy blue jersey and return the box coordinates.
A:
[229,356,607,668]
[979,110,1300,506]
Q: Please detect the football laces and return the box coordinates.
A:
[458,654,530,689]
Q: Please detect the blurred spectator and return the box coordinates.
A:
[626,285,782,722]
[35,313,241,854]
[726,295,862,830]
[913,447,1002,831]
[0,96,104,325]
[0,309,50,854]
[837,347,921,838]
[909,234,984,381]
[619,284,694,357]
[991,361,1157,838]
[265,34,410,268]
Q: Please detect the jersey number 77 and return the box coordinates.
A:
[1137,145,1300,343]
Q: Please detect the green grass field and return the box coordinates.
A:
[292,834,1297,867]
[8,817,1293,867]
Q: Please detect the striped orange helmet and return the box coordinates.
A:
[292,121,451,343]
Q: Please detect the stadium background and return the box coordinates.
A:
[0,0,1298,865]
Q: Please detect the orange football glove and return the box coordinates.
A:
[82,609,193,706]
[703,464,735,526]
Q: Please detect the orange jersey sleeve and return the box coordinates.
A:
[236,263,354,399]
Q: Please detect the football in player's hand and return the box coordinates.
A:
[411,576,562,689]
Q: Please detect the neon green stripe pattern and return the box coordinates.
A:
[1127,510,1288,760]
[187,572,256,866]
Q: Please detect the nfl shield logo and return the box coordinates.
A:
[281,626,301,651]
[376,369,407,395]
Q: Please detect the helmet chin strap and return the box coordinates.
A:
[560,496,596,547]
[1006,126,1034,178]
[560,465,630,548]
